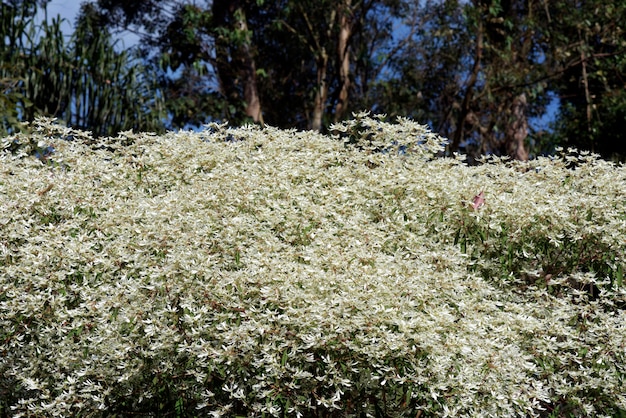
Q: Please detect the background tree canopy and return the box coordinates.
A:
[0,0,165,137]
[1,0,625,161]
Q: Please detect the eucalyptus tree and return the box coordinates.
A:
[255,0,404,130]
[81,0,258,128]
[374,0,556,161]
[212,0,263,123]
[544,0,626,161]
[450,0,555,161]
[71,0,625,158]
[372,0,626,161]
[78,0,405,131]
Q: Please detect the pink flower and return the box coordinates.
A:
[471,191,485,210]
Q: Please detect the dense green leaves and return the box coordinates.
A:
[384,0,626,161]
[1,0,625,160]
[80,0,406,130]
[0,0,165,136]
[543,1,626,160]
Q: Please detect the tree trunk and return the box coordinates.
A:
[212,0,238,103]
[212,0,263,123]
[311,50,329,131]
[451,20,483,152]
[234,10,263,123]
[506,93,529,161]
[334,0,352,123]
[578,29,593,143]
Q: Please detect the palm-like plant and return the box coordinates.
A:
[0,1,165,137]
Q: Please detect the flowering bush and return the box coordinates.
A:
[1,115,625,417]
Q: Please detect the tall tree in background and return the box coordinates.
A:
[375,0,554,161]
[0,0,48,132]
[82,0,403,131]
[253,0,404,130]
[86,0,248,127]
[368,1,466,132]
[212,0,263,123]
[2,0,624,160]
[268,0,356,130]
[454,0,553,161]
[375,0,625,161]
[0,0,165,136]
[545,0,626,160]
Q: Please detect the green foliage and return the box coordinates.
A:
[5,0,625,158]
[84,0,405,129]
[374,0,553,160]
[0,1,165,136]
[368,0,626,162]
[542,0,626,161]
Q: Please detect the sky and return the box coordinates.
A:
[46,0,81,17]
[38,0,81,33]
[37,0,139,49]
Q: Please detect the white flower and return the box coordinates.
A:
[1,118,624,416]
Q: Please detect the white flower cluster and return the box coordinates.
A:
[1,116,625,417]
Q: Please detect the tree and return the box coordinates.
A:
[79,0,404,131]
[375,0,626,162]
[66,0,625,160]
[271,0,349,131]
[252,0,404,130]
[544,0,626,160]
[373,0,556,161]
[0,0,165,136]
[212,0,263,123]
[455,0,553,161]
[0,0,47,133]
[83,0,256,128]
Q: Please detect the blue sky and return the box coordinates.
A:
[38,0,81,33]
[39,0,140,48]
[46,0,81,17]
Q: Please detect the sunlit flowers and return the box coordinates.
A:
[1,116,625,417]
